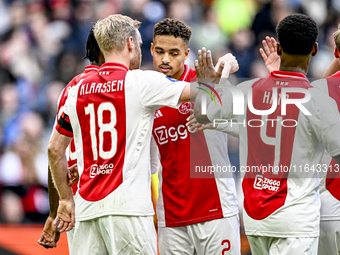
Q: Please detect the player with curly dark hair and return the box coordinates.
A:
[83,28,104,65]
[151,18,240,255]
[154,18,192,44]
[277,13,318,55]
[195,13,340,255]
[151,18,192,80]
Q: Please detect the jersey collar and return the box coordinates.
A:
[270,70,308,81]
[99,62,129,72]
[84,65,100,72]
[179,64,189,81]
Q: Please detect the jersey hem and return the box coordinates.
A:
[76,210,154,222]
[158,210,238,228]
[245,230,319,238]
[320,216,340,221]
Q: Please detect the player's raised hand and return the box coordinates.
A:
[38,216,60,248]
[54,199,75,233]
[186,109,216,132]
[216,53,239,78]
[67,164,79,186]
[259,36,280,74]
[195,47,222,79]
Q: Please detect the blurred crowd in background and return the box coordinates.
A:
[0,0,339,224]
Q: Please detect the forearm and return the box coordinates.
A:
[48,150,73,200]
[178,84,199,104]
[216,122,240,138]
[48,130,73,201]
[322,58,340,78]
[48,167,60,218]
[194,88,212,123]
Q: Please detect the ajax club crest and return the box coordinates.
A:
[178,102,191,114]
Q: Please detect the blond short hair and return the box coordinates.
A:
[94,14,141,54]
[333,23,340,52]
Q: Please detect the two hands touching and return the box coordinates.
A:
[37,40,275,249]
[38,165,79,249]
[188,47,239,131]
[189,37,280,130]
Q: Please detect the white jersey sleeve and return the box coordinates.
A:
[307,88,340,157]
[130,70,188,110]
[215,122,239,138]
[150,136,161,175]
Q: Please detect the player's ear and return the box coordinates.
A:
[311,42,318,56]
[127,36,134,52]
[334,46,339,58]
[277,43,282,56]
[151,43,154,56]
[98,52,105,65]
[184,47,190,61]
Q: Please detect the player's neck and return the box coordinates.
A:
[103,51,130,69]
[172,65,186,80]
[90,61,101,67]
[279,54,311,75]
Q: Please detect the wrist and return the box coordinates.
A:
[59,188,74,201]
[49,213,56,219]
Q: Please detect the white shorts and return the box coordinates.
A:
[66,228,74,251]
[159,215,240,255]
[318,220,340,255]
[70,215,157,255]
[247,235,318,255]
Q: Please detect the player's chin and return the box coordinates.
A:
[156,68,171,76]
[163,71,173,77]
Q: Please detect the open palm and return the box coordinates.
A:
[259,36,280,73]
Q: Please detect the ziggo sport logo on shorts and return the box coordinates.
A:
[90,164,114,178]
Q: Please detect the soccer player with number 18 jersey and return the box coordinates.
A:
[48,14,192,255]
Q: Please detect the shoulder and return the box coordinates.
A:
[129,69,166,76]
[239,78,261,88]
[304,86,338,115]
[310,78,328,90]
[128,69,177,83]
[67,73,83,88]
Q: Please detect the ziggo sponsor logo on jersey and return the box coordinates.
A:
[154,124,194,144]
[90,164,114,178]
[253,174,281,191]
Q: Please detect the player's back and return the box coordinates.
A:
[216,70,340,237]
[56,65,99,195]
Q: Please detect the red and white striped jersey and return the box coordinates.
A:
[311,71,340,221]
[56,62,187,221]
[153,65,238,227]
[56,65,99,195]
[207,70,340,237]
